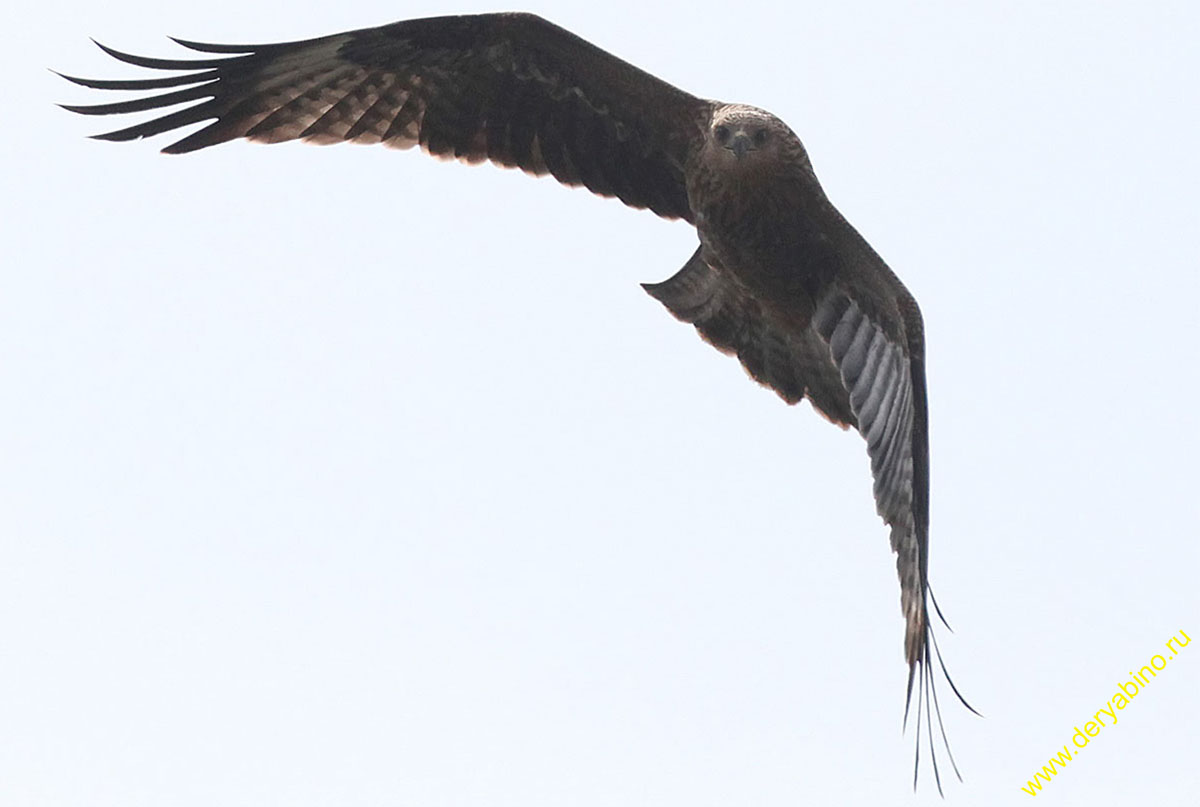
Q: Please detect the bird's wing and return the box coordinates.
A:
[647,249,966,790]
[811,286,965,789]
[643,248,857,426]
[58,13,710,220]
[811,289,927,661]
[645,260,922,577]
[646,249,925,665]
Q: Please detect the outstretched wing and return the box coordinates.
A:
[811,287,969,790]
[58,12,711,220]
[643,248,857,427]
[645,257,924,592]
[812,290,926,664]
[647,247,969,791]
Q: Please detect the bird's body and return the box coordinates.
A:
[60,11,971,790]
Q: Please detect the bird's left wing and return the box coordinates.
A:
[812,284,967,789]
[646,257,927,632]
[58,13,711,219]
[648,247,970,791]
[644,248,858,427]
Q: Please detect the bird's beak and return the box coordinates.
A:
[729,131,753,160]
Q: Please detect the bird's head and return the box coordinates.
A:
[706,105,812,179]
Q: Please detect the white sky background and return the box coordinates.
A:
[3,0,1198,804]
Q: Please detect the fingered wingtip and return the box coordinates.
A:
[50,68,94,89]
[902,600,980,795]
[167,35,206,50]
[929,584,955,632]
[166,35,261,54]
[166,35,209,49]
[928,625,983,718]
[82,38,230,70]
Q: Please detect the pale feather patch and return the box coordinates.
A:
[814,294,922,662]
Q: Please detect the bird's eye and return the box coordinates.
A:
[753,128,768,146]
[714,125,731,144]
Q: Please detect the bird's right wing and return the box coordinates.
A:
[58,12,712,220]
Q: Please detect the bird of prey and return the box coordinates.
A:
[59,11,973,790]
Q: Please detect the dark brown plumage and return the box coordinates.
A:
[58,11,973,791]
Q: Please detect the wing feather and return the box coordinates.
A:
[54,69,221,91]
[643,248,855,425]
[813,289,972,791]
[815,294,921,631]
[649,252,968,790]
[59,13,708,220]
[61,13,972,786]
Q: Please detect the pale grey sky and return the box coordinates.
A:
[3,1,1198,805]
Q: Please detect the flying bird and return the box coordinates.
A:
[59,11,973,790]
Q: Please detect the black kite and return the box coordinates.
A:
[58,11,974,790]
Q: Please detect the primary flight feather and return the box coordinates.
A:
[59,11,973,791]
